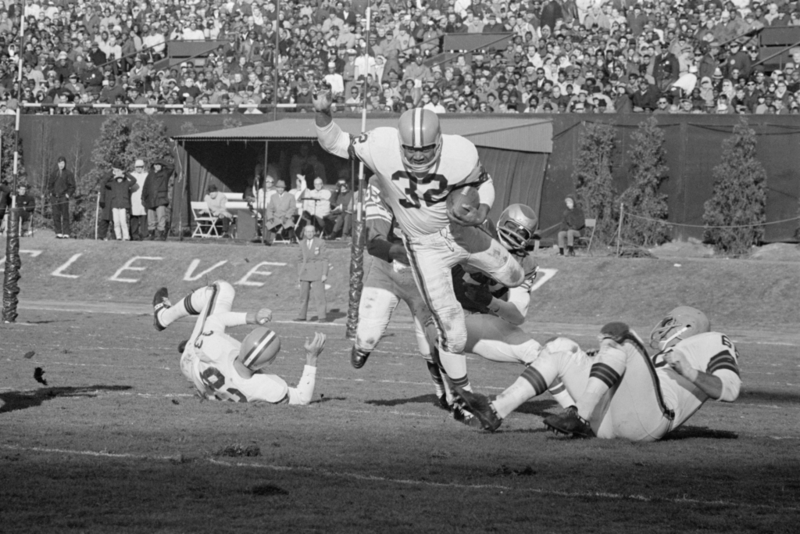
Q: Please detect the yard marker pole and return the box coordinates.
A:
[3,13,25,323]
[616,203,625,257]
[345,6,371,340]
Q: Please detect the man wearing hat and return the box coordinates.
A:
[142,158,174,241]
[723,40,750,80]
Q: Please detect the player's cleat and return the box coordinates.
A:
[436,394,451,411]
[153,287,171,332]
[453,387,502,432]
[543,411,595,438]
[350,346,371,369]
[450,399,474,425]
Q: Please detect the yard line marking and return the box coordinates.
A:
[2,444,794,510]
[320,376,506,391]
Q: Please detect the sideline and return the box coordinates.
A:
[13,299,800,347]
[1,444,796,511]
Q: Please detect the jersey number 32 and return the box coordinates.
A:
[392,171,449,209]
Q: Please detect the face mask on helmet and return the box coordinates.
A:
[237,327,281,371]
[649,306,710,350]
[397,107,442,174]
[497,204,538,252]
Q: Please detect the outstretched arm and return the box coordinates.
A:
[286,332,326,405]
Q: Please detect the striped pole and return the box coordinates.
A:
[345,6,371,340]
[2,12,25,323]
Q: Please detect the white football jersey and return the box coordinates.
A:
[653,332,742,430]
[318,123,487,238]
[185,332,289,404]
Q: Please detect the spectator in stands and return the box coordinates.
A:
[47,156,75,239]
[557,195,586,257]
[204,184,233,238]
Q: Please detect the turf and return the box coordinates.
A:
[7,235,800,331]
[1,309,798,533]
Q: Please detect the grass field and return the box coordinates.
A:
[1,302,799,533]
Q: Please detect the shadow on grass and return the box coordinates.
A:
[0,385,132,414]
[663,426,738,440]
[365,394,441,408]
[737,388,800,405]
[515,399,560,417]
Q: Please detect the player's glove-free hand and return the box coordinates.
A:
[255,308,273,325]
[312,82,334,114]
[664,350,698,382]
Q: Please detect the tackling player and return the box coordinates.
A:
[469,306,741,439]
[313,90,529,423]
[432,204,575,414]
[153,281,326,405]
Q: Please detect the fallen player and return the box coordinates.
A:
[468,306,741,438]
[153,281,326,405]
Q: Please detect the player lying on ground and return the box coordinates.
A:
[314,89,531,422]
[153,281,326,405]
[467,306,741,438]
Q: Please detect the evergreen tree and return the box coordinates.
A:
[703,118,767,256]
[125,115,174,167]
[572,121,618,243]
[618,117,671,247]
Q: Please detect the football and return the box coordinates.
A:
[446,186,481,221]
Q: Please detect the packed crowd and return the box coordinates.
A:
[0,0,798,116]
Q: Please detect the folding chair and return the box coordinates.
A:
[191,201,222,238]
[577,218,597,254]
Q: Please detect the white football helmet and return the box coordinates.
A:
[397,108,442,175]
[649,306,710,350]
[237,327,281,371]
[497,204,539,252]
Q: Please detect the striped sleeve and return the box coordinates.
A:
[706,350,740,377]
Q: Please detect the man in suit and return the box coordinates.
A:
[296,225,329,323]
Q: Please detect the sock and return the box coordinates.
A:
[577,344,626,419]
[159,289,205,327]
[548,378,576,409]
[425,360,446,398]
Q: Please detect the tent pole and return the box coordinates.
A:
[261,141,268,244]
[273,0,279,121]
[181,141,189,242]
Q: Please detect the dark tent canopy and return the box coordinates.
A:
[171,116,553,230]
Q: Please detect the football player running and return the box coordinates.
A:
[468,306,741,438]
[313,88,528,425]
[153,281,326,405]
[351,179,445,398]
